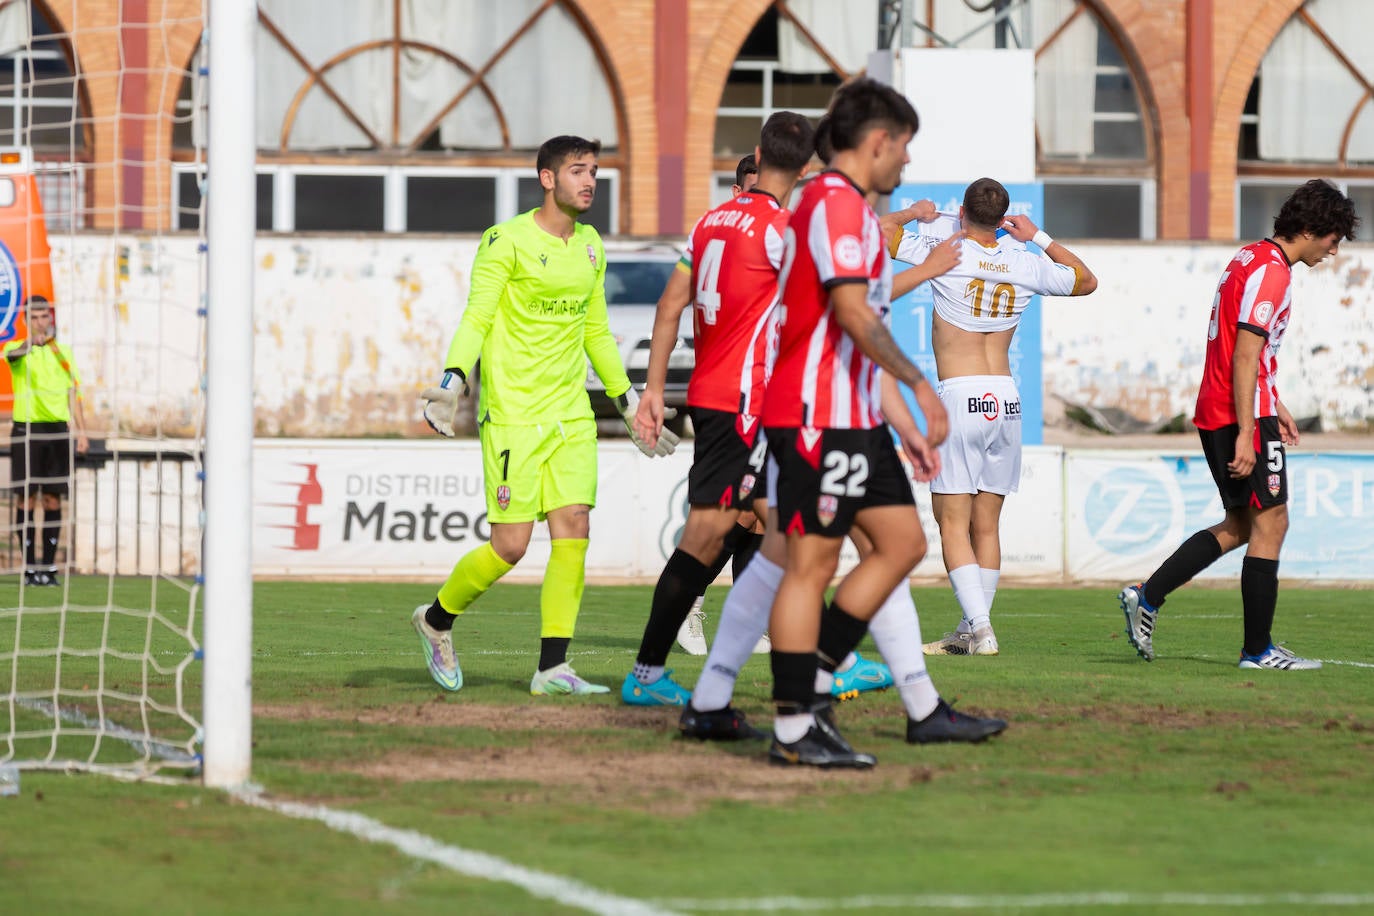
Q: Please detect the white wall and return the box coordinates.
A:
[46,234,1374,438]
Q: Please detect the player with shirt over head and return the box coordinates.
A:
[415,135,678,697]
[1119,179,1356,670]
[623,111,815,707]
[762,80,1006,768]
[889,178,1097,656]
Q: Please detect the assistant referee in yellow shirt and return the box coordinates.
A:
[5,296,88,587]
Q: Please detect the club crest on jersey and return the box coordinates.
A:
[833,235,864,270]
[969,393,1000,420]
[1268,474,1281,497]
[497,485,511,510]
[586,245,598,269]
[739,473,756,500]
[817,494,838,528]
[1253,300,1273,323]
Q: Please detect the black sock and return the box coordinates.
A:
[817,600,869,672]
[636,549,714,666]
[731,532,764,581]
[424,600,454,631]
[1240,556,1279,657]
[706,523,752,582]
[771,650,816,717]
[17,507,35,568]
[539,636,571,671]
[1143,530,1223,609]
[40,503,61,567]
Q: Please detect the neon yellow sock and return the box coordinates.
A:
[437,542,514,613]
[540,538,589,638]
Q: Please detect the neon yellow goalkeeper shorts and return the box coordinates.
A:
[480,418,599,523]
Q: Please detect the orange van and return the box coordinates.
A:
[0,146,56,414]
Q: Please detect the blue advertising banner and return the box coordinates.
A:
[887,182,1044,444]
[1067,450,1374,581]
[0,241,22,344]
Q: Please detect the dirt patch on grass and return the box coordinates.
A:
[336,743,936,814]
[258,700,940,811]
[258,698,686,733]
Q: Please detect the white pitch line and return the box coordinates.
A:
[654,891,1374,911]
[231,788,682,916]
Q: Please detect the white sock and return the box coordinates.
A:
[949,563,991,633]
[835,652,859,673]
[633,662,664,685]
[814,668,835,695]
[690,554,782,712]
[980,567,1000,615]
[773,712,814,744]
[869,583,939,721]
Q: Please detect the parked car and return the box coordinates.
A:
[588,244,693,436]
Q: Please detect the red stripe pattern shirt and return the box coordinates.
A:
[1194,239,1293,430]
[764,171,892,430]
[684,191,789,416]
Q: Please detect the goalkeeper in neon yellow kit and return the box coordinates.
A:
[414,135,679,696]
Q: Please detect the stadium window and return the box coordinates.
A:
[169,1,626,234]
[1236,3,1374,236]
[293,172,385,232]
[0,2,91,227]
[515,173,618,236]
[405,174,499,234]
[1236,178,1374,243]
[1043,177,1154,240]
[171,165,275,232]
[908,1,1153,237]
[712,3,844,171]
[715,1,1155,238]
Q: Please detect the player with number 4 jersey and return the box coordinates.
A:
[888,178,1096,656]
[623,112,816,708]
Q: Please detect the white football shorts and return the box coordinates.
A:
[930,375,1023,496]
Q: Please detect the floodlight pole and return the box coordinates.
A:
[202,0,256,788]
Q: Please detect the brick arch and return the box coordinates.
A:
[1209,0,1305,236]
[682,0,787,228]
[1091,0,1181,237]
[542,0,637,230]
[36,0,203,229]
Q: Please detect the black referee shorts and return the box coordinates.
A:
[9,422,73,496]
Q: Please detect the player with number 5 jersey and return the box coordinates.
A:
[1118,179,1357,672]
[623,112,816,709]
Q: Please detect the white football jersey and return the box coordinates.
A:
[894,214,1081,332]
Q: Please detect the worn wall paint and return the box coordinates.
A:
[42,236,1374,437]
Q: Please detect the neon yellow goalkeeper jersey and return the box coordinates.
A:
[444,210,631,424]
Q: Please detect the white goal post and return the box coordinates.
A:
[1,0,254,786]
[201,0,256,789]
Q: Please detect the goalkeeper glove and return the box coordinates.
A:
[615,387,680,457]
[420,369,469,438]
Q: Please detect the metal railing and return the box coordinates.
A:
[2,439,201,578]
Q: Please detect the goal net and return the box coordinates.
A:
[1,0,214,778]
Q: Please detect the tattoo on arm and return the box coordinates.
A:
[860,320,925,389]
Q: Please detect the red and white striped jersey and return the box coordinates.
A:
[1194,239,1293,430]
[683,191,788,415]
[763,171,892,430]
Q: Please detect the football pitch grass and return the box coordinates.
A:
[4,577,1374,915]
